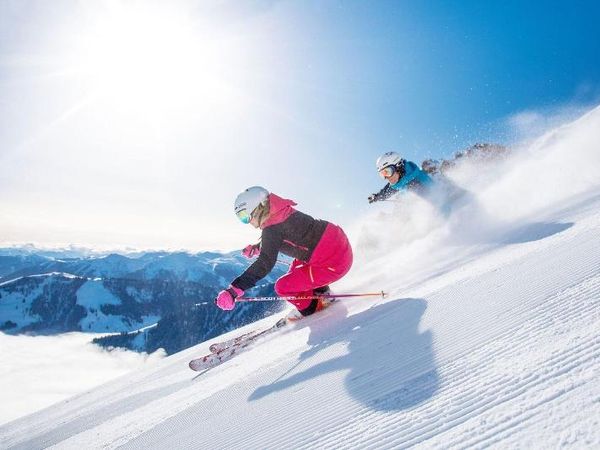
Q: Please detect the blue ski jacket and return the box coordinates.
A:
[370,160,433,203]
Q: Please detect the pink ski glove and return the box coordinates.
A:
[215,286,244,311]
[242,243,261,258]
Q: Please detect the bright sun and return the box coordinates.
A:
[73,3,240,114]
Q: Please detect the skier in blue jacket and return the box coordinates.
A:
[368,151,433,204]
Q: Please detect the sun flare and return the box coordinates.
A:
[71,3,241,114]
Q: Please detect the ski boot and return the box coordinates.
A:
[286,286,332,321]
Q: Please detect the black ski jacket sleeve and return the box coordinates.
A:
[231,211,328,291]
[231,226,283,291]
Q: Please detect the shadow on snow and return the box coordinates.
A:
[249,298,439,412]
[500,221,574,245]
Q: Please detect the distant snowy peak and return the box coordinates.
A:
[0,249,247,282]
[0,271,84,287]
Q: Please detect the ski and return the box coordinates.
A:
[205,296,342,354]
[189,317,288,371]
[189,296,348,371]
[208,320,283,353]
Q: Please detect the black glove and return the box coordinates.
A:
[368,194,377,204]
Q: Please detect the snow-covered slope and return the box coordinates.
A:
[1,107,599,448]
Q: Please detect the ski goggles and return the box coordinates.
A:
[379,166,395,178]
[236,209,252,224]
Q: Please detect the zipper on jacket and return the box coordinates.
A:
[283,239,309,252]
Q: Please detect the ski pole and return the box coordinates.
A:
[194,291,386,306]
[235,291,386,302]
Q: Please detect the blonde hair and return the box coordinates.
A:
[252,199,271,228]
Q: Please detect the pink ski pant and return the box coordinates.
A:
[275,223,353,310]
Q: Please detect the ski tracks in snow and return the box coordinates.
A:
[1,191,599,449]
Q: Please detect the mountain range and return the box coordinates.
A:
[0,249,286,354]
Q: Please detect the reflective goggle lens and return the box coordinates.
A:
[379,166,395,178]
[236,209,251,224]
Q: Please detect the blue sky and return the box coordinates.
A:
[1,0,599,251]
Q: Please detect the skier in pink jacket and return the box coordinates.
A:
[215,186,353,318]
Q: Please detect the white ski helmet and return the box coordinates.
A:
[376,151,402,171]
[234,186,269,223]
